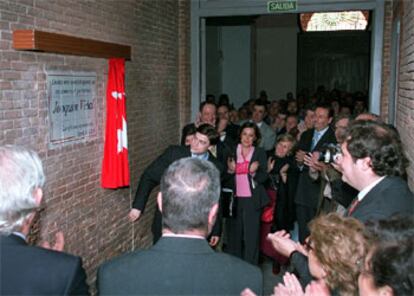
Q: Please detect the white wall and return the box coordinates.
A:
[222,26,251,108]
[255,14,298,100]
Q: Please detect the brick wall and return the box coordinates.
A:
[0,0,190,292]
[397,0,414,190]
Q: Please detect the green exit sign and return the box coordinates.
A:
[267,0,297,12]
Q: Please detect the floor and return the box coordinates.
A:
[260,257,284,295]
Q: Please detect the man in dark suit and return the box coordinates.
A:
[294,104,337,242]
[99,158,263,295]
[128,124,223,245]
[337,120,413,222]
[0,145,89,296]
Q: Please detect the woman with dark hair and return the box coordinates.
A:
[224,121,269,264]
[359,215,414,296]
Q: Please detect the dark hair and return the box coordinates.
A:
[218,94,230,106]
[199,101,216,113]
[364,216,414,295]
[181,124,197,146]
[346,121,408,176]
[253,99,267,110]
[197,123,219,146]
[238,122,261,146]
[315,103,334,119]
[217,103,230,112]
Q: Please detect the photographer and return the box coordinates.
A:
[305,115,357,215]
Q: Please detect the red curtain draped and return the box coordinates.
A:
[101,58,130,188]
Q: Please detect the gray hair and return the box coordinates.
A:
[160,157,220,234]
[0,145,45,234]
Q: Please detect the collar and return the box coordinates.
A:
[250,119,263,128]
[357,176,386,201]
[162,233,205,240]
[191,152,209,160]
[314,126,329,137]
[12,231,26,241]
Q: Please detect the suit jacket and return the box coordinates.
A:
[224,146,269,210]
[294,127,337,208]
[98,236,263,295]
[0,234,89,296]
[132,145,224,239]
[133,145,223,211]
[349,176,414,222]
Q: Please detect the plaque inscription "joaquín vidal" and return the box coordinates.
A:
[47,72,97,145]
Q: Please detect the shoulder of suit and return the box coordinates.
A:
[166,145,189,154]
[253,146,266,155]
[261,122,273,131]
[20,244,82,265]
[378,176,413,194]
[213,252,262,274]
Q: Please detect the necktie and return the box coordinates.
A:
[311,131,320,150]
[347,198,359,216]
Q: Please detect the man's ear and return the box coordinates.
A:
[33,188,43,206]
[358,157,372,171]
[378,285,393,296]
[208,203,219,226]
[157,192,162,213]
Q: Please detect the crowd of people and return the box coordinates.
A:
[1,87,413,295]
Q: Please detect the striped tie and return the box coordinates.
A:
[347,198,359,216]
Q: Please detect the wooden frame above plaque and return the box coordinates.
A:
[13,29,131,60]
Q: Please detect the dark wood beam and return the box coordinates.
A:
[13,29,131,60]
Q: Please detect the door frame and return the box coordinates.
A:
[190,0,385,120]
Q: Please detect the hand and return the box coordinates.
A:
[209,236,220,247]
[227,157,236,173]
[280,164,290,183]
[296,241,309,257]
[241,288,257,296]
[297,121,307,133]
[249,161,259,174]
[194,113,202,127]
[331,156,343,173]
[304,280,330,296]
[267,230,299,258]
[267,157,275,173]
[217,118,228,133]
[296,150,306,164]
[272,273,304,296]
[128,208,142,222]
[304,152,325,172]
[40,231,65,251]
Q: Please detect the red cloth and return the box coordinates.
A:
[260,188,288,265]
[101,58,130,188]
[261,189,276,222]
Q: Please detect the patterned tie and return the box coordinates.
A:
[347,198,360,216]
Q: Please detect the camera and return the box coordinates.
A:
[318,143,342,163]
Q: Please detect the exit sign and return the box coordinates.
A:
[267,0,297,12]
